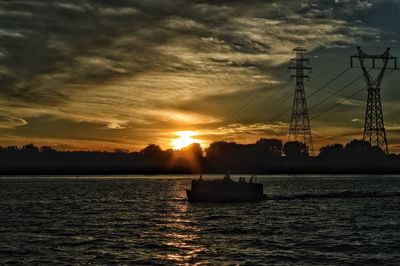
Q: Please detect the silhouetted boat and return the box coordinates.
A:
[186,173,266,202]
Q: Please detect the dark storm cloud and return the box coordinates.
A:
[0,1,182,103]
[0,0,379,104]
[0,1,225,101]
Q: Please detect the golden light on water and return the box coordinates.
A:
[171,131,201,150]
[156,189,207,264]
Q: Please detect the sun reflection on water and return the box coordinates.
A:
[154,183,207,264]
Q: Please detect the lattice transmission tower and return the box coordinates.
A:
[350,47,397,154]
[288,47,314,154]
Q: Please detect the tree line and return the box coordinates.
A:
[0,139,399,174]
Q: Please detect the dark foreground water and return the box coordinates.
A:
[1,175,400,265]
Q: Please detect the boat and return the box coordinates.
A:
[186,173,266,202]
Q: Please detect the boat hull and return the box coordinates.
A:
[186,189,266,202]
[186,179,266,203]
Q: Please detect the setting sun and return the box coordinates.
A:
[171,131,200,150]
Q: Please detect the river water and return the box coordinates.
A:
[1,175,400,265]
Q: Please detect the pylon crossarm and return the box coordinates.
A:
[351,47,397,70]
[354,47,393,59]
[290,75,309,78]
[288,67,312,70]
[290,58,309,62]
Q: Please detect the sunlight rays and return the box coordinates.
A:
[171,131,201,150]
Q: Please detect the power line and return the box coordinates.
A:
[308,68,351,98]
[310,87,365,120]
[310,69,395,121]
[267,67,352,122]
[245,65,350,118]
[308,74,363,112]
[226,48,353,124]
[233,81,292,121]
[226,81,290,123]
[227,51,354,124]
[226,47,397,126]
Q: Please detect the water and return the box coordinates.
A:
[1,175,400,265]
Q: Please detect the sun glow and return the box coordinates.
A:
[171,131,200,150]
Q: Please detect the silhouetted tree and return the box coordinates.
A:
[5,145,18,152]
[205,141,229,158]
[344,139,384,158]
[344,139,370,155]
[255,138,282,158]
[22,143,39,153]
[369,146,386,158]
[205,141,248,172]
[0,139,398,175]
[319,143,344,158]
[180,143,203,159]
[140,144,163,158]
[41,146,57,153]
[283,141,309,158]
[114,148,129,154]
[172,143,204,173]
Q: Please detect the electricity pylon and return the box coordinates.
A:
[350,47,397,154]
[288,47,314,155]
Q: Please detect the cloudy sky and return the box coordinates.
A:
[0,0,399,152]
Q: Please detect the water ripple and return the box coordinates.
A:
[1,175,400,264]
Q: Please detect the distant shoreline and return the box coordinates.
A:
[2,139,400,176]
[1,169,400,176]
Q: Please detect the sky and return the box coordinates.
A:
[0,0,400,152]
